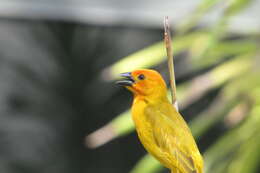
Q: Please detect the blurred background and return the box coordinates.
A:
[0,0,260,173]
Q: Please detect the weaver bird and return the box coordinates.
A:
[117,69,203,173]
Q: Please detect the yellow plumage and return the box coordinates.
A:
[117,69,203,173]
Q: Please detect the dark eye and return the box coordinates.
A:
[138,74,145,80]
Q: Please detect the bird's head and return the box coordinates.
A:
[117,69,167,99]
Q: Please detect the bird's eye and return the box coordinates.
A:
[138,74,145,80]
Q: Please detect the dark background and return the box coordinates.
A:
[0,20,165,173]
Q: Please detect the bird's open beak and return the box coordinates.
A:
[116,72,135,86]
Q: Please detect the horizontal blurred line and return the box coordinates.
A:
[0,1,196,26]
[0,0,259,33]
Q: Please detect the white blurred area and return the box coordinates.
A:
[0,0,259,32]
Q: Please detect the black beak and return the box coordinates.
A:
[116,72,135,86]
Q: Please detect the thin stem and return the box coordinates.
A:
[164,16,178,111]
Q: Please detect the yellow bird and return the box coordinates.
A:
[117,69,203,173]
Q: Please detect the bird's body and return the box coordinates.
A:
[117,69,203,173]
[132,91,203,173]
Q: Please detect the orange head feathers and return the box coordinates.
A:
[117,69,167,99]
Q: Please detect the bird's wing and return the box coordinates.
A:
[145,104,201,173]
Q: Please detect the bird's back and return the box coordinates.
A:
[132,97,203,173]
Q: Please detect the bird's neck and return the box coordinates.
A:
[134,93,168,105]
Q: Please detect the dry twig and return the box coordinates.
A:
[164,16,178,111]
